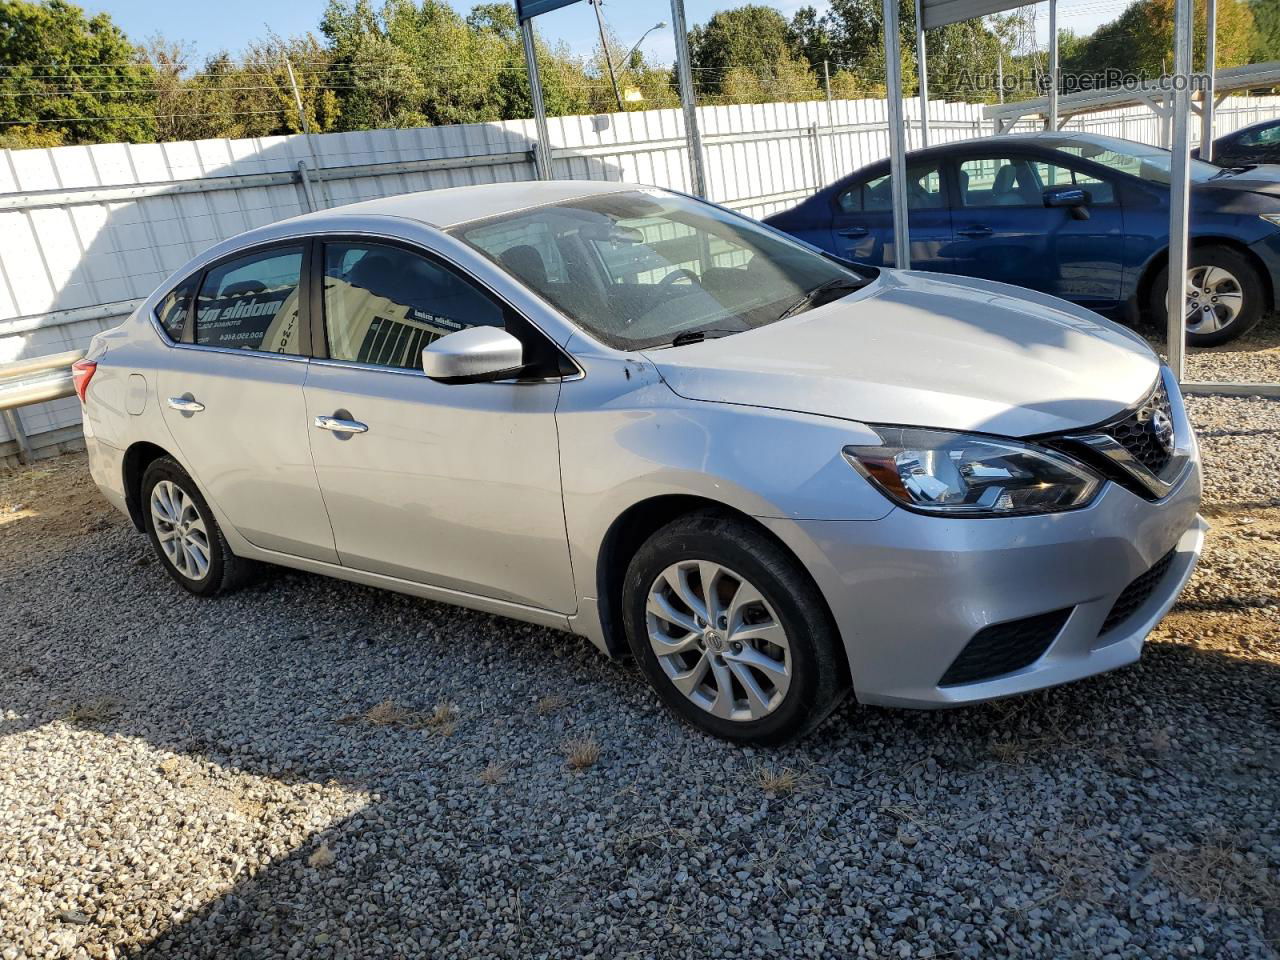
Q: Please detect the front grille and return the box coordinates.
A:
[1100,379,1175,476]
[939,608,1073,687]
[1098,548,1177,637]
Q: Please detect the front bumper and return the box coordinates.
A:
[761,457,1204,709]
[1247,231,1280,311]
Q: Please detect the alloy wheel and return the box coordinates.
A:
[150,479,211,581]
[1184,264,1244,335]
[645,560,791,722]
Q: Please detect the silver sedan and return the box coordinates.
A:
[75,181,1205,744]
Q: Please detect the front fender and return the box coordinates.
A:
[555,346,892,649]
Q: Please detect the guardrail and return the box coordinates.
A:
[0,349,83,464]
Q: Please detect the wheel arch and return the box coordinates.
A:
[1136,236,1274,319]
[121,440,177,531]
[592,494,843,663]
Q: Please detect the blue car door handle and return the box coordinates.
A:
[837,226,869,238]
[958,225,994,238]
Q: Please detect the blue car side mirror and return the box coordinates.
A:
[1044,186,1092,220]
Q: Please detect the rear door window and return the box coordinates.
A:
[837,163,946,212]
[194,246,305,355]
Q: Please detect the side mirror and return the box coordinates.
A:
[1044,185,1092,221]
[421,326,525,384]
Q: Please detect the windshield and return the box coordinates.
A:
[1048,135,1221,184]
[451,189,869,349]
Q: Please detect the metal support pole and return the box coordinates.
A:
[1167,0,1194,381]
[2,408,31,465]
[285,58,330,207]
[883,0,911,269]
[810,123,826,185]
[670,0,707,197]
[296,160,318,212]
[998,50,1005,104]
[521,20,554,180]
[1048,0,1059,130]
[1201,0,1217,161]
[590,0,624,112]
[823,60,835,181]
[915,0,929,146]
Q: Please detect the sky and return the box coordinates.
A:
[84,0,1120,67]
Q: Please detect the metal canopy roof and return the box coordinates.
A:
[921,0,1031,30]
[514,0,581,23]
[983,59,1280,131]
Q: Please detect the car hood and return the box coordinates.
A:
[1198,166,1280,198]
[641,271,1161,438]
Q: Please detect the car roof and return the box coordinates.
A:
[860,131,1139,167]
[288,179,640,230]
[1227,116,1280,137]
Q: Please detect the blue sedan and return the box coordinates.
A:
[765,132,1280,346]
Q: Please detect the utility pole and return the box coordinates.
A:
[285,58,328,208]
[589,0,624,112]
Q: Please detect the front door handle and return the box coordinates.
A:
[957,225,994,238]
[167,396,205,413]
[837,226,869,238]
[314,415,368,435]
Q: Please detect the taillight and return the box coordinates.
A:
[71,359,97,404]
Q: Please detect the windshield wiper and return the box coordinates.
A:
[665,328,741,348]
[776,277,866,322]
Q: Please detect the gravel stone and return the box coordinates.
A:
[0,394,1277,959]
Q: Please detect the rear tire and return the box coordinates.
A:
[621,511,849,745]
[141,457,258,596]
[1149,245,1265,347]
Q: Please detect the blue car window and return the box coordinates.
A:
[1032,161,1116,205]
[1239,123,1280,147]
[961,157,1116,207]
[839,163,944,213]
[959,157,1041,206]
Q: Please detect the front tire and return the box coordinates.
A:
[1150,246,1265,347]
[141,457,257,596]
[621,512,849,745]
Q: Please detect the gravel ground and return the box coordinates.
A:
[1144,311,1280,384]
[1,396,1278,960]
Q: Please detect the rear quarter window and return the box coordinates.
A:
[154,275,197,341]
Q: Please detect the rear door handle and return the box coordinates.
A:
[837,226,869,238]
[167,396,205,413]
[957,225,994,238]
[314,415,368,435]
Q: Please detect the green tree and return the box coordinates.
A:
[140,34,339,143]
[1248,0,1280,61]
[0,0,156,147]
[1063,0,1256,78]
[321,0,591,130]
[788,5,835,68]
[688,5,798,97]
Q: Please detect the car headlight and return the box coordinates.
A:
[1261,214,1280,228]
[843,427,1101,517]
